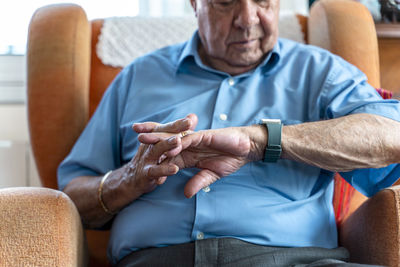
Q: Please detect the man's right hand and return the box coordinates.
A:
[62,114,198,228]
[106,114,199,211]
[119,136,182,199]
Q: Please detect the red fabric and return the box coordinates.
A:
[332,88,393,225]
[333,173,355,225]
[376,88,393,99]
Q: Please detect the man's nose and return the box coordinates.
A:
[233,0,260,29]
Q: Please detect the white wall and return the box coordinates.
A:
[0,104,41,188]
[0,105,28,141]
[281,0,308,14]
[0,55,41,188]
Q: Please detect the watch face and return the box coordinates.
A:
[260,119,282,163]
[260,119,281,124]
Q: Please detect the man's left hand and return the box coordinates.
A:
[138,123,268,198]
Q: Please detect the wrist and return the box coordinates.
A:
[244,124,268,162]
[119,162,145,202]
[98,171,115,215]
[101,163,143,214]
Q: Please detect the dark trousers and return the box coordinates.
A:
[117,238,385,267]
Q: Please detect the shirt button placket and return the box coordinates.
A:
[218,78,233,122]
[211,77,233,128]
[219,113,228,121]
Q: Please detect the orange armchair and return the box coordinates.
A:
[3,0,395,266]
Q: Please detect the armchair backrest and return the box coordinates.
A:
[309,0,380,89]
[28,4,91,190]
[27,1,380,266]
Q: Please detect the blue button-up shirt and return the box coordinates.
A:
[58,32,400,264]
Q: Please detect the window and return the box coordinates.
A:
[0,0,194,103]
[0,0,193,55]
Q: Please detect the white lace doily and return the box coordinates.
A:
[97,12,305,68]
[279,11,306,44]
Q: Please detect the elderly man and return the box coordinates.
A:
[58,0,400,266]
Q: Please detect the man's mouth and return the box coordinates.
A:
[230,39,258,49]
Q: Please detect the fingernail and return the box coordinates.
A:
[169,165,178,173]
[168,136,177,144]
[158,153,167,164]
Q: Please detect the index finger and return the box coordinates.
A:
[147,135,182,161]
[133,113,198,134]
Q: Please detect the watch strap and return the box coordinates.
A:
[260,119,282,162]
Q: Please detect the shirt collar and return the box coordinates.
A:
[176,31,281,76]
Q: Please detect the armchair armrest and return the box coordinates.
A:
[0,187,87,267]
[339,185,400,266]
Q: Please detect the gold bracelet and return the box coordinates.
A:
[98,171,114,215]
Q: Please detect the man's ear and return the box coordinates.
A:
[190,0,197,16]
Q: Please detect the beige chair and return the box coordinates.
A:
[0,0,398,266]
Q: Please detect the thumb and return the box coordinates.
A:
[186,113,199,131]
[184,169,220,198]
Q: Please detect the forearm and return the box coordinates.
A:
[63,164,142,229]
[281,113,400,172]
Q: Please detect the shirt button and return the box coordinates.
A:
[203,186,211,193]
[219,113,227,121]
[228,78,235,86]
[197,232,204,240]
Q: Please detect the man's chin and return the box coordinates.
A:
[203,52,265,74]
[224,49,264,66]
[227,56,264,69]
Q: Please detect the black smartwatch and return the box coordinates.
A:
[259,119,282,162]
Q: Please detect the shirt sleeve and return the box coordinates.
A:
[319,55,400,197]
[57,66,134,191]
